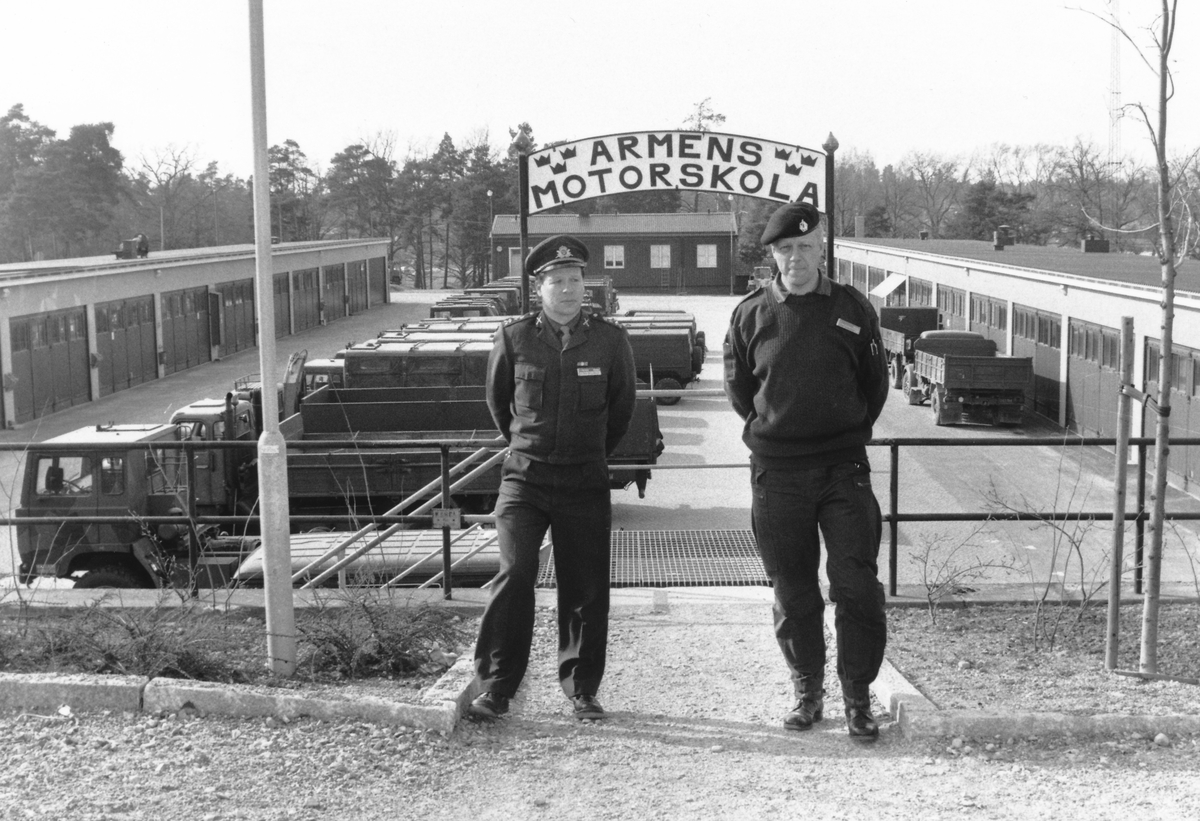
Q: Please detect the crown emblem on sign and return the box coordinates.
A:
[798,219,809,233]
[556,245,572,258]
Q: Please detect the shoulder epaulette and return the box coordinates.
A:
[735,286,768,308]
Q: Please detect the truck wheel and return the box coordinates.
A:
[904,366,923,405]
[888,356,904,389]
[654,377,682,406]
[74,566,151,589]
[932,390,949,426]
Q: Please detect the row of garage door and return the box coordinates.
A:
[845,257,1200,493]
[5,258,388,425]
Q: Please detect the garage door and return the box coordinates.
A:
[274,273,291,338]
[161,287,212,375]
[323,263,346,322]
[95,296,157,397]
[214,279,256,356]
[348,260,369,314]
[292,268,320,331]
[368,257,387,306]
[9,307,91,423]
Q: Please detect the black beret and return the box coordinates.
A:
[761,202,822,246]
[526,235,589,277]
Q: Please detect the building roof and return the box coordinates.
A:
[0,238,388,285]
[491,212,738,237]
[842,238,1200,294]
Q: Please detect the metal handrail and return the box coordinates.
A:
[5,435,1200,598]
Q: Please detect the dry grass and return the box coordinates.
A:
[0,596,474,686]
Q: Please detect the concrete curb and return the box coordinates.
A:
[896,710,1200,739]
[0,672,145,714]
[142,678,461,733]
[0,658,480,734]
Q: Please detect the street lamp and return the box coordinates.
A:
[486,189,493,283]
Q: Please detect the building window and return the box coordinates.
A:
[650,245,670,268]
[697,244,717,268]
[604,246,625,268]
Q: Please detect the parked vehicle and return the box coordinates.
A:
[904,330,1033,426]
[15,351,663,589]
[878,307,940,389]
[623,327,702,405]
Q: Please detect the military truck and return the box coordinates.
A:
[342,338,495,389]
[623,327,702,405]
[878,306,940,389]
[13,385,509,589]
[612,314,706,386]
[904,330,1033,426]
[463,286,522,315]
[429,298,504,318]
[15,423,251,589]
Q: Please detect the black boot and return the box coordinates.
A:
[783,677,824,732]
[841,682,879,741]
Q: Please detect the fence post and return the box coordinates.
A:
[1136,442,1147,594]
[186,442,199,599]
[440,445,453,600]
[1105,316,1134,670]
[889,442,899,597]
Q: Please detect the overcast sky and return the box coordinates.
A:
[2,0,1196,179]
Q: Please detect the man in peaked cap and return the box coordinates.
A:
[468,234,636,723]
[724,201,890,741]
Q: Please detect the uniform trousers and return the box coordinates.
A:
[749,458,887,696]
[473,454,612,699]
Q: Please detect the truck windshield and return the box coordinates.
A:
[35,456,93,496]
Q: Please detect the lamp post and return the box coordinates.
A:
[507,128,534,312]
[486,189,493,284]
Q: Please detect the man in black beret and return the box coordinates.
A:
[468,234,637,722]
[724,201,890,741]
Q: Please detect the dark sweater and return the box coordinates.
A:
[723,276,888,468]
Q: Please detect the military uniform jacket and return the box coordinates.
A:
[487,311,637,464]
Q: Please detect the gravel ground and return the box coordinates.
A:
[4,598,1200,821]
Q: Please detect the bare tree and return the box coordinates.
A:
[901,150,968,237]
[138,146,196,250]
[1089,0,1199,673]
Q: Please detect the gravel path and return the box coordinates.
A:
[4,597,1200,821]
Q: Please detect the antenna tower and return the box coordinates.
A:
[1107,0,1122,232]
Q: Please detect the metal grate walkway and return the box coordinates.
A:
[536,529,768,588]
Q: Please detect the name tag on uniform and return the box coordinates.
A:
[836,318,861,334]
[577,366,602,377]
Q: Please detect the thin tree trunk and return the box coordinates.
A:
[1140,1,1179,674]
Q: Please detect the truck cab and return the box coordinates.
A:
[301,357,346,395]
[169,395,258,516]
[17,424,189,588]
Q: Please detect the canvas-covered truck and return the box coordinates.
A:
[623,327,702,406]
[878,306,940,389]
[904,330,1033,426]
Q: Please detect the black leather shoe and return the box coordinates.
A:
[468,691,510,720]
[845,704,879,741]
[783,690,825,731]
[571,694,607,720]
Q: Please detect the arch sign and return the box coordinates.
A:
[525,130,826,214]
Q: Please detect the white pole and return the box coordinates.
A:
[248,0,295,676]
